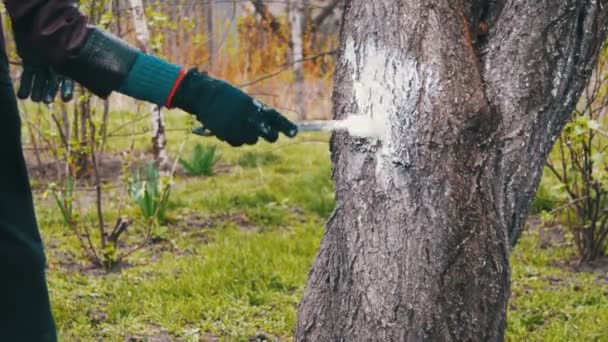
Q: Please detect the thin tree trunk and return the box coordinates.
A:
[171,3,179,63]
[205,0,215,69]
[289,0,306,120]
[23,108,42,170]
[60,102,71,178]
[78,90,90,177]
[296,1,608,340]
[99,99,110,154]
[128,0,170,171]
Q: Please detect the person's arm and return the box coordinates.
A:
[4,0,298,146]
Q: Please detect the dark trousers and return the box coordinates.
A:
[0,48,57,340]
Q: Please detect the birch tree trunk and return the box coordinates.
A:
[128,0,170,171]
[289,0,306,120]
[204,1,215,69]
[296,0,608,340]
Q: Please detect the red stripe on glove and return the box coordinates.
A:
[165,68,187,108]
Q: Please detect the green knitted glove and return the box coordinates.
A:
[171,69,298,147]
[14,30,74,103]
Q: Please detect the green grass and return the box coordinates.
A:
[50,224,322,341]
[238,151,282,168]
[507,227,608,341]
[28,109,608,341]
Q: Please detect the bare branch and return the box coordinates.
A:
[238,49,337,88]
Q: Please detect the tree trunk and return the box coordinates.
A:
[289,0,307,120]
[296,1,608,340]
[128,0,171,171]
[204,0,215,69]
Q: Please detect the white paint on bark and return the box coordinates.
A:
[341,39,421,168]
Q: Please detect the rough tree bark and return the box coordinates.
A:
[128,0,171,171]
[296,0,608,341]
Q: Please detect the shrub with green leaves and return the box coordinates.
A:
[179,144,220,176]
[540,53,608,262]
[47,177,132,270]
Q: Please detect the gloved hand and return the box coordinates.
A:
[171,69,298,146]
[13,30,74,104]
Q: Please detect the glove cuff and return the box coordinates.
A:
[171,69,216,114]
[118,53,185,107]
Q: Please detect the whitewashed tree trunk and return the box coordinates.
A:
[128,0,170,171]
[289,0,306,120]
[296,0,608,340]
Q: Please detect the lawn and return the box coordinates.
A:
[29,109,608,341]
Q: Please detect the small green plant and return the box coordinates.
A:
[179,144,220,176]
[47,177,131,270]
[238,151,281,168]
[129,162,172,224]
[50,176,75,226]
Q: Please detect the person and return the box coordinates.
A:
[0,1,299,340]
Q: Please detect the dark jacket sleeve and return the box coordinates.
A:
[4,0,91,65]
[4,0,141,98]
